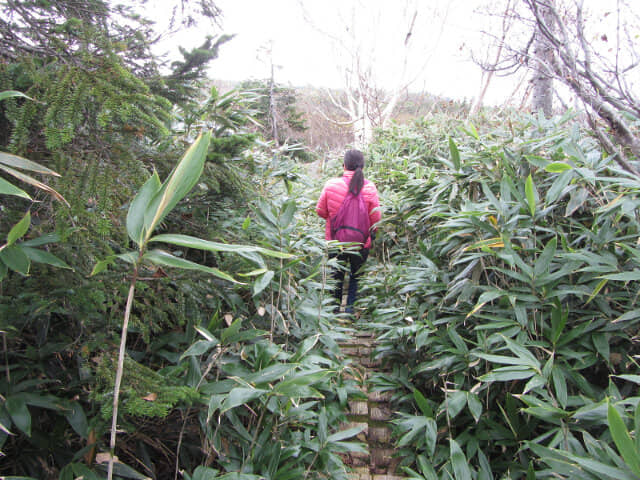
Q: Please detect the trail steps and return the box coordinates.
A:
[339,327,407,480]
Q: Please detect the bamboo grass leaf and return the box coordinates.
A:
[450,439,472,480]
[327,425,366,443]
[544,162,573,173]
[523,375,547,393]
[220,388,269,413]
[21,233,60,247]
[417,455,438,480]
[600,271,640,281]
[550,301,567,344]
[481,182,502,214]
[501,335,540,370]
[607,402,640,476]
[0,90,33,102]
[149,233,293,258]
[0,164,68,206]
[525,174,537,216]
[449,137,461,170]
[0,152,60,176]
[0,245,30,275]
[397,415,429,447]
[546,170,573,204]
[413,389,434,418]
[0,176,31,199]
[480,366,536,382]
[534,237,556,277]
[252,270,274,296]
[144,131,212,238]
[565,186,589,216]
[528,442,635,479]
[425,418,437,456]
[7,212,30,246]
[126,171,161,246]
[467,392,482,423]
[143,249,240,284]
[447,391,467,419]
[551,367,568,408]
[593,333,610,362]
[467,289,504,318]
[238,268,268,277]
[6,396,31,436]
[467,122,479,140]
[64,402,88,439]
[473,353,532,366]
[614,375,640,385]
[21,247,71,269]
[90,251,138,276]
[181,340,219,359]
[291,334,320,362]
[245,365,294,385]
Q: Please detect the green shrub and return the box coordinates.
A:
[360,112,640,479]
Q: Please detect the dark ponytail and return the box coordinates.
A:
[344,149,365,195]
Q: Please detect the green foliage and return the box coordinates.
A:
[0,92,71,281]
[0,3,324,479]
[359,112,640,478]
[162,35,235,106]
[93,354,199,419]
[239,79,308,150]
[12,4,640,478]
[1,58,171,155]
[174,188,365,479]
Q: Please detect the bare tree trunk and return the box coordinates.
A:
[269,62,279,146]
[531,0,554,117]
[470,0,514,116]
[525,0,640,175]
[303,1,426,147]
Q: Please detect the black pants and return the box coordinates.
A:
[330,248,369,310]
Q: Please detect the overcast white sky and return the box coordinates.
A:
[151,0,636,105]
[211,0,486,98]
[150,0,499,101]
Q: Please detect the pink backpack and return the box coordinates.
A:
[330,180,371,245]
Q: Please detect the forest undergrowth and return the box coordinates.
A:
[353,111,640,479]
[3,78,640,480]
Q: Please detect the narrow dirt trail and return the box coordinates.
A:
[339,326,407,480]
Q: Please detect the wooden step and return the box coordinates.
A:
[340,324,409,478]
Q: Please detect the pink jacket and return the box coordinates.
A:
[316,170,381,249]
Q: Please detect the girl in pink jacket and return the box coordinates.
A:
[316,150,381,313]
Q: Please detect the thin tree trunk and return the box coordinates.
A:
[269,62,278,146]
[531,0,555,117]
[470,0,513,116]
[107,265,139,480]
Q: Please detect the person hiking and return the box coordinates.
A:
[316,149,381,313]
